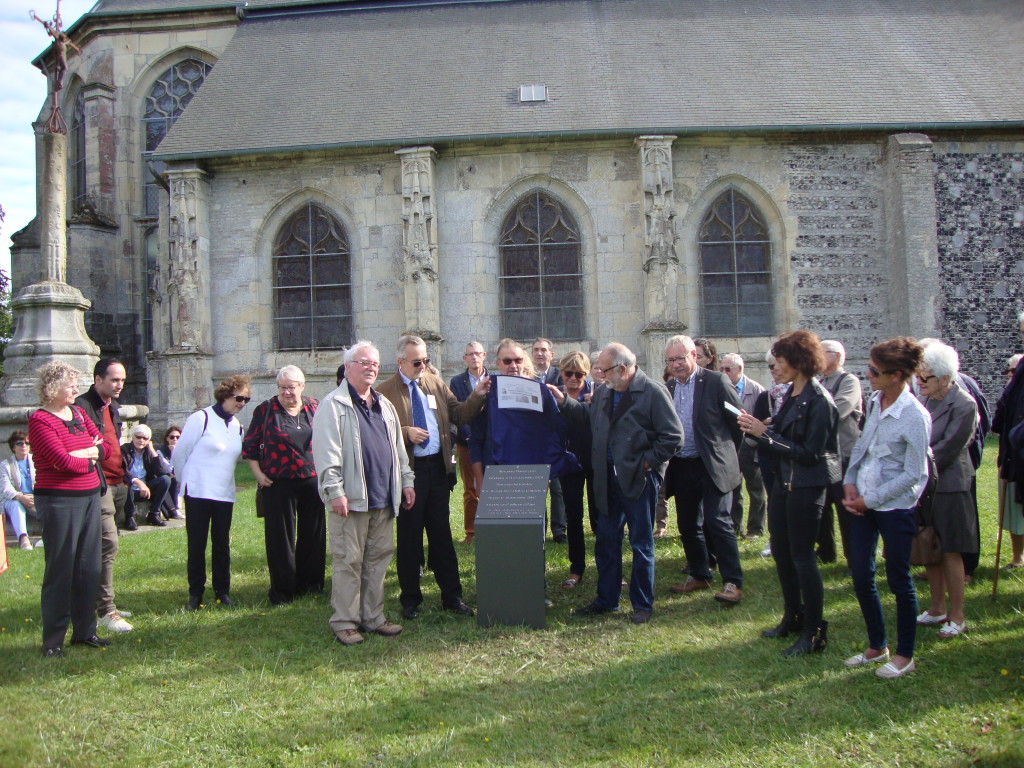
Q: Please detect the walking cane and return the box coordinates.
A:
[992,478,1006,599]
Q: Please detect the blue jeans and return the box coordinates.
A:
[849,507,918,659]
[593,465,658,612]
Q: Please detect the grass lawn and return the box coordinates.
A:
[1,440,1022,767]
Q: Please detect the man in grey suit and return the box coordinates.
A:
[663,335,746,604]
[553,343,682,624]
[721,353,767,537]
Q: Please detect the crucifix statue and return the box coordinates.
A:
[31,0,80,134]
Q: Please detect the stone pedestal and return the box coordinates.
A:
[145,349,215,429]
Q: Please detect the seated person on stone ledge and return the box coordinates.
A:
[157,426,184,519]
[121,424,174,527]
[1,430,39,551]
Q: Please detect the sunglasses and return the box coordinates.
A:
[232,395,252,404]
[408,358,431,369]
[720,366,735,372]
[915,374,936,384]
[501,357,524,366]
[562,370,585,379]
[167,435,180,441]
[866,365,893,378]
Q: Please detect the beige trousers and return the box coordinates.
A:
[96,483,127,616]
[328,507,394,633]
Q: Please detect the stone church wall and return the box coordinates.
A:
[933,141,1024,403]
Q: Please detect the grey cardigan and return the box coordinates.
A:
[918,381,978,493]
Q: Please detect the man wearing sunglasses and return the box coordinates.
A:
[378,335,489,620]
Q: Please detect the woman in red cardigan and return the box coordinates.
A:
[28,360,106,657]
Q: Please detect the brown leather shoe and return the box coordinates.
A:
[335,629,364,646]
[670,577,712,594]
[653,526,668,539]
[368,621,403,637]
[714,583,743,605]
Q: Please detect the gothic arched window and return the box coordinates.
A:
[699,189,773,336]
[142,58,212,216]
[498,191,583,340]
[273,203,353,351]
[69,90,86,212]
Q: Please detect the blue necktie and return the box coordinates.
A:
[410,380,428,432]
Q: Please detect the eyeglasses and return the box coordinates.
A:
[768,363,777,370]
[501,357,524,366]
[232,395,252,404]
[665,356,690,365]
[133,435,151,441]
[562,370,585,379]
[14,441,29,447]
[915,374,937,384]
[278,385,302,392]
[464,351,485,357]
[406,358,431,369]
[593,364,622,376]
[866,365,894,378]
[352,359,380,369]
[721,366,735,372]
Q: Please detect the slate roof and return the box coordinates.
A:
[154,0,1024,161]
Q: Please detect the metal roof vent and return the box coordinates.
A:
[519,85,547,102]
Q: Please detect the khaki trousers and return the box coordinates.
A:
[457,444,479,536]
[328,507,393,633]
[97,483,127,617]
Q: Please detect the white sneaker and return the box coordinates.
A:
[760,545,772,558]
[34,539,45,548]
[99,611,134,633]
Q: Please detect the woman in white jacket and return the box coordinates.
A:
[172,375,251,610]
[1,430,37,551]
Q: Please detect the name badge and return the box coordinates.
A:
[426,394,438,410]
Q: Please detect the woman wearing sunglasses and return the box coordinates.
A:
[172,374,252,610]
[157,426,183,518]
[557,351,593,589]
[841,338,931,679]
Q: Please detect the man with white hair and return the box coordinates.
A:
[554,342,682,623]
[312,341,415,646]
[819,340,863,565]
[720,353,766,538]
[121,423,174,529]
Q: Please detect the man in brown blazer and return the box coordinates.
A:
[377,334,489,619]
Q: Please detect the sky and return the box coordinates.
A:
[0,0,94,276]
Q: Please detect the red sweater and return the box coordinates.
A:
[28,406,103,496]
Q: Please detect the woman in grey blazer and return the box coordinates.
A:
[915,343,978,639]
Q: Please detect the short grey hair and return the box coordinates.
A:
[132,423,153,439]
[721,353,744,369]
[343,341,379,365]
[664,334,695,354]
[921,342,960,380]
[276,365,305,385]
[820,340,846,366]
[36,360,81,405]
[602,342,636,370]
[397,334,426,357]
[1009,353,1023,371]
[1018,311,1024,325]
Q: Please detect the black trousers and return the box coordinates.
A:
[397,454,463,610]
[185,495,233,598]
[769,485,827,627]
[39,493,101,649]
[262,476,326,604]
[561,469,593,576]
[669,456,742,587]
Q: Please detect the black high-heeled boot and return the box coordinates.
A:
[761,612,803,639]
[782,620,828,657]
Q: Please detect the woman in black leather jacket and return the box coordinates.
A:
[738,331,840,657]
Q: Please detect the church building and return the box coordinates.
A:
[12,0,1024,425]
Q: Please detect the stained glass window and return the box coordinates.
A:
[498,191,583,340]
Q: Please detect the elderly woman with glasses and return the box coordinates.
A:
[557,351,594,589]
[914,342,978,639]
[243,365,324,605]
[121,424,174,527]
[29,360,107,656]
[1,431,37,551]
[842,338,931,679]
[172,374,252,610]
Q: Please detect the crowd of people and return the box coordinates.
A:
[9,320,1021,672]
